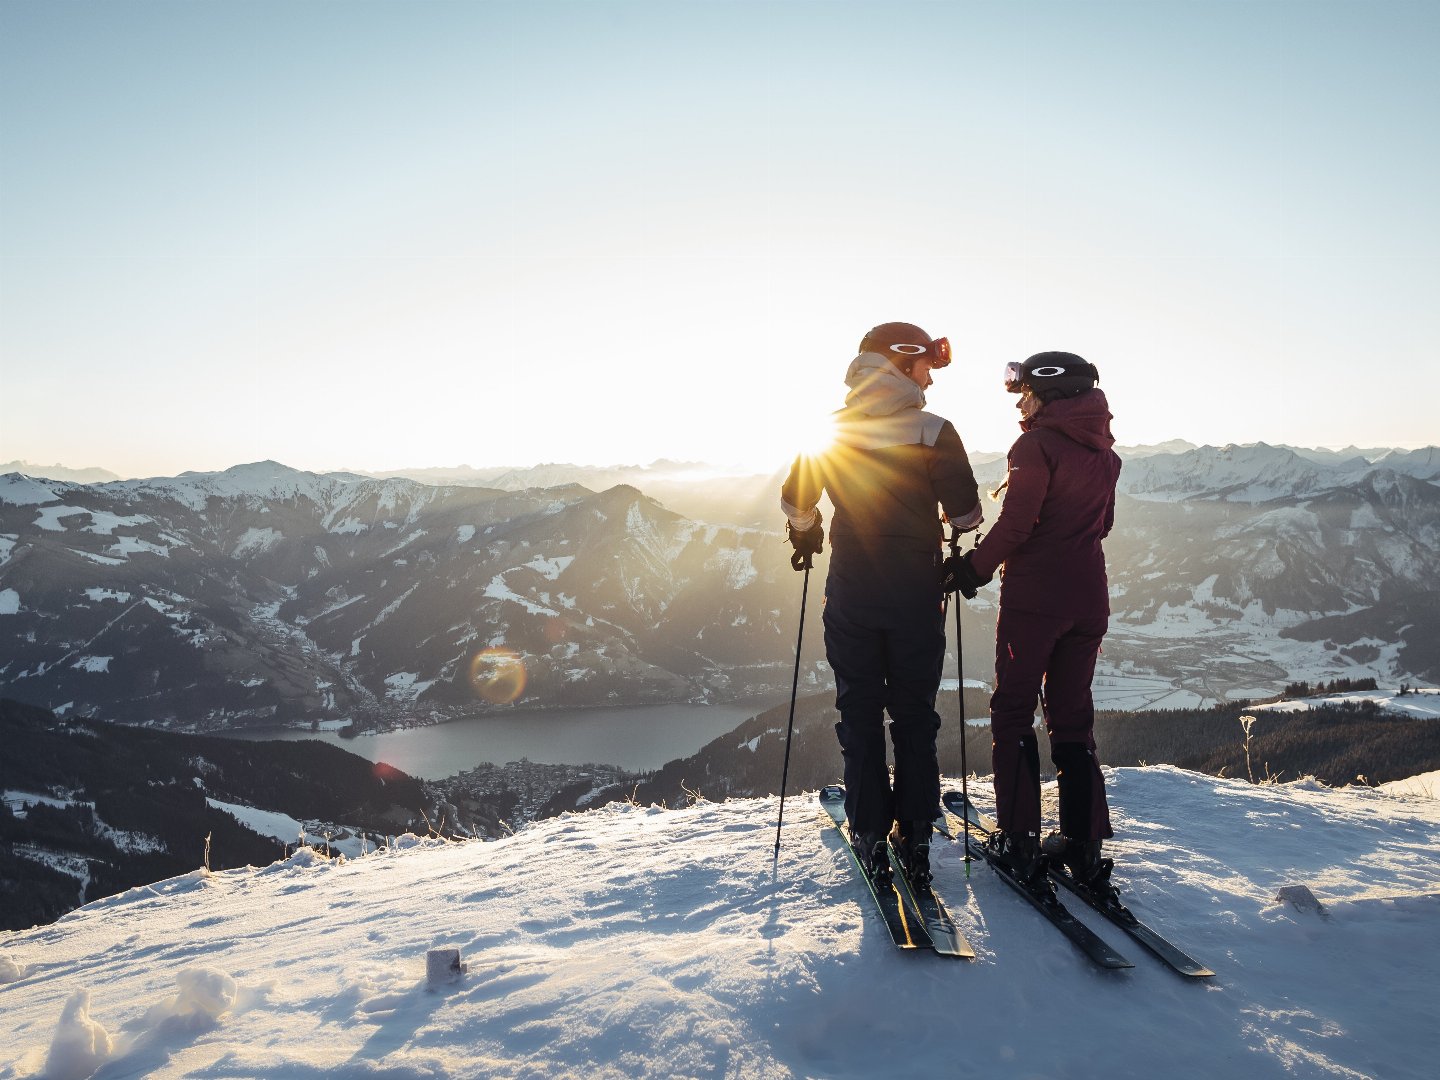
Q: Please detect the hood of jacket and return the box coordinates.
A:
[1022,388,1116,450]
[842,352,925,416]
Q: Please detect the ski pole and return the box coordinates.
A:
[773,559,811,860]
[949,526,980,877]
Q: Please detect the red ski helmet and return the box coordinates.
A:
[859,322,951,373]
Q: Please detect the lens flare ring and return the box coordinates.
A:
[468,647,527,704]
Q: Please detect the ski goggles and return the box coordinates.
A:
[1004,358,1099,392]
[888,336,951,368]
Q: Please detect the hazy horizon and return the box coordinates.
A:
[4,434,1436,485]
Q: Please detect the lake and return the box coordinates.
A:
[224,698,785,779]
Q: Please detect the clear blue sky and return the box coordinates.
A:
[2,0,1436,477]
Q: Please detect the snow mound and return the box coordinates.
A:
[29,969,252,1080]
[129,967,239,1034]
[41,991,112,1080]
[2,768,1438,1079]
[1380,769,1440,799]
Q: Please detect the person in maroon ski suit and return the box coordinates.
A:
[782,322,981,887]
[947,351,1121,884]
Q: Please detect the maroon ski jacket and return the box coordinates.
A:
[971,389,1121,619]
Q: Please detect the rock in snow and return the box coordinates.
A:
[1,767,1438,1079]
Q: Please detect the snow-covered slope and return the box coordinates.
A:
[1116,442,1440,502]
[2,767,1436,1080]
[1251,687,1440,721]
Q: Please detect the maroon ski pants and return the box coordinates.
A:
[990,607,1114,841]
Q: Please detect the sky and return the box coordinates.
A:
[1,0,1437,478]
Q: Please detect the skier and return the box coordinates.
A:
[945,351,1122,888]
[783,322,982,888]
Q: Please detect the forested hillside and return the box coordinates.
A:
[0,699,434,931]
[575,692,1440,812]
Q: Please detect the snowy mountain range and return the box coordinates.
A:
[2,766,1436,1079]
[1,442,1437,730]
[0,463,802,729]
[1093,444,1440,708]
[360,459,791,528]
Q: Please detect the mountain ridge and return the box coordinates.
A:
[2,444,1437,731]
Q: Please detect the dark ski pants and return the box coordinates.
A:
[823,599,945,838]
[990,607,1114,841]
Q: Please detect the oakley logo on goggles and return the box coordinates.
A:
[888,337,951,368]
[1005,360,1097,392]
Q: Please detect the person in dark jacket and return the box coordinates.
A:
[782,322,981,887]
[947,351,1122,887]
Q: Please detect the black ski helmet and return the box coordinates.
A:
[859,322,951,372]
[1006,351,1099,402]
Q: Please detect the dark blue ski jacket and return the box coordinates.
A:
[782,353,981,609]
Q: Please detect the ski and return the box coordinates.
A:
[818,786,933,952]
[944,790,1213,978]
[940,790,1133,971]
[1046,864,1215,978]
[887,836,976,959]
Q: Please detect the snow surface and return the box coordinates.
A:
[82,588,131,604]
[77,511,152,536]
[483,571,559,617]
[522,554,573,580]
[383,671,436,704]
[1380,770,1440,799]
[0,588,18,616]
[0,475,66,507]
[205,799,366,859]
[1252,689,1440,721]
[107,535,170,559]
[31,506,90,532]
[3,791,76,814]
[232,527,284,558]
[2,767,1438,1079]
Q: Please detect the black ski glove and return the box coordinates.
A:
[940,551,990,599]
[786,513,824,571]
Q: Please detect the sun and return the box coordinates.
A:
[795,411,840,459]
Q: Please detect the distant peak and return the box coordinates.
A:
[224,460,305,475]
[0,460,122,484]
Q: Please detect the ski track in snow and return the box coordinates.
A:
[1,767,1438,1079]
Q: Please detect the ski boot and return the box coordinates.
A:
[987,830,1049,889]
[1042,832,1117,896]
[850,828,893,887]
[888,819,933,891]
